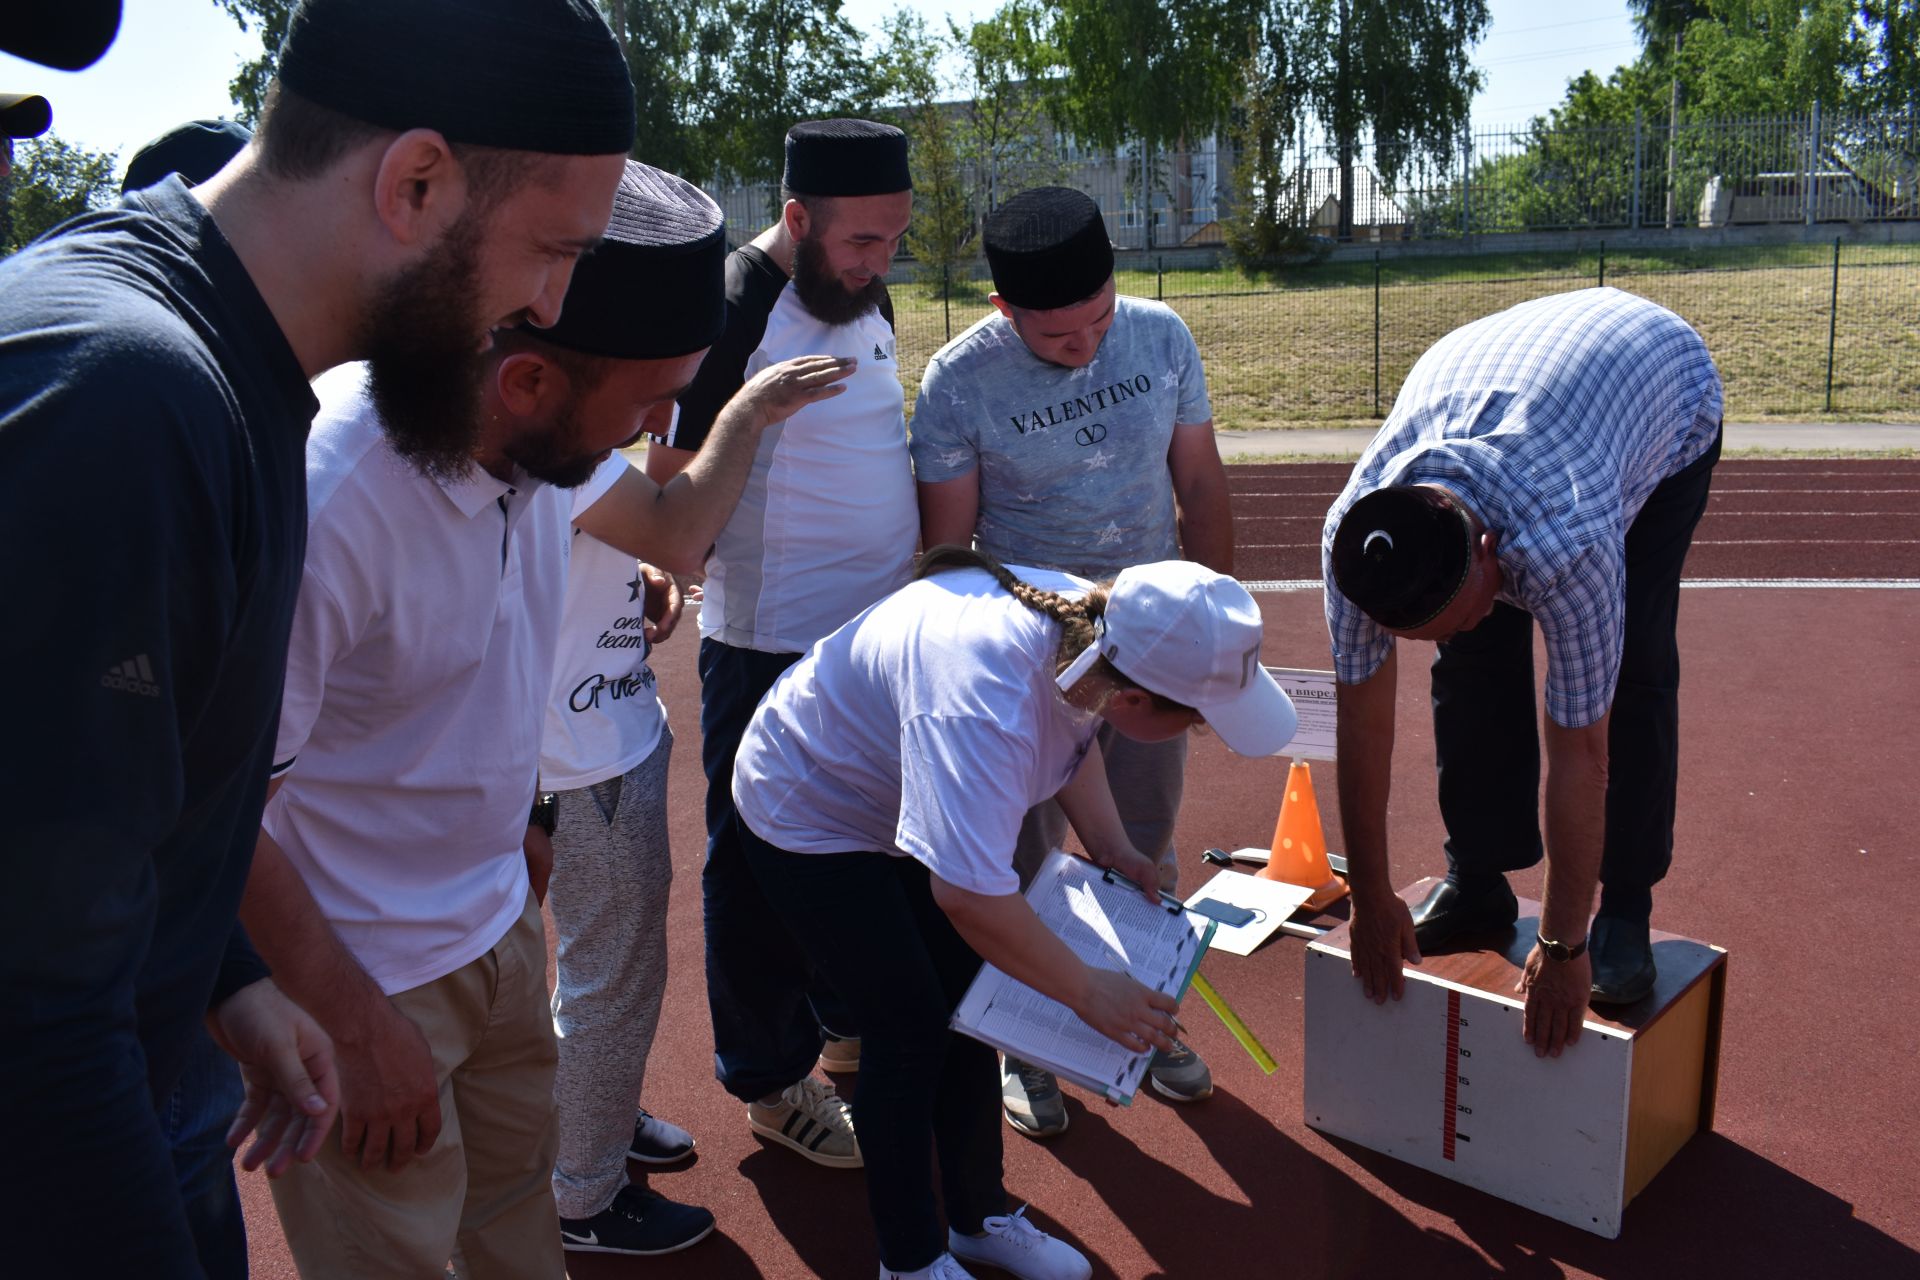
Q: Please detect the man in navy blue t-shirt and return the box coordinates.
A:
[0,1,637,1273]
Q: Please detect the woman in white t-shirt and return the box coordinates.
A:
[733,547,1297,1280]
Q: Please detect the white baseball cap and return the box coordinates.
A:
[1056,560,1298,757]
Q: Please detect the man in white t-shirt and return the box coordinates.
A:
[241,163,854,1277]
[645,119,916,1169]
[912,186,1234,1136]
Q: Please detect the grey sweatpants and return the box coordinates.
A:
[1012,726,1188,893]
[547,729,674,1219]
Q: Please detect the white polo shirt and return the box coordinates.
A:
[539,453,668,792]
[265,365,571,995]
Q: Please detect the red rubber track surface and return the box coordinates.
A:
[1230,458,1920,582]
[234,459,1920,1277]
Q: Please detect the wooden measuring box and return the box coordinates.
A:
[1303,878,1727,1237]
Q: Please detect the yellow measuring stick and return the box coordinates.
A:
[1190,971,1277,1075]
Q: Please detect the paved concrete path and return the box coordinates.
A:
[1216,421,1920,457]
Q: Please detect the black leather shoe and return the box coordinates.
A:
[1588,916,1656,1005]
[1410,877,1519,953]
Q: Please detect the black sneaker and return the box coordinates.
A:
[559,1186,715,1256]
[628,1107,696,1164]
[1588,916,1657,1006]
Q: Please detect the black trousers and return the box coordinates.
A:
[698,638,852,1102]
[741,836,1005,1273]
[1430,430,1721,922]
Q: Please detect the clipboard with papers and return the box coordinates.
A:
[949,848,1216,1105]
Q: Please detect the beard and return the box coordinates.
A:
[791,233,884,326]
[502,390,607,490]
[361,209,494,481]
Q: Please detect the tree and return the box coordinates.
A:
[1045,0,1261,247]
[213,0,292,126]
[1296,0,1491,241]
[1,132,119,255]
[601,0,732,179]
[1223,4,1321,265]
[1045,0,1257,150]
[875,2,1065,292]
[1629,0,1712,225]
[875,9,971,288]
[948,0,1063,215]
[705,0,879,188]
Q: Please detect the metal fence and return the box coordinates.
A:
[1420,108,1920,237]
[881,238,1920,429]
[708,110,1917,251]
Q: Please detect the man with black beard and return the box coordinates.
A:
[0,0,634,1273]
[243,161,852,1277]
[645,119,915,1170]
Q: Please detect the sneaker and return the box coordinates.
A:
[881,1253,977,1279]
[949,1206,1091,1280]
[747,1076,862,1168]
[628,1107,695,1164]
[1147,1039,1213,1102]
[559,1186,715,1256]
[819,1033,862,1073]
[1000,1056,1067,1138]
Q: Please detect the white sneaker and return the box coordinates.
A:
[949,1206,1090,1280]
[880,1252,976,1279]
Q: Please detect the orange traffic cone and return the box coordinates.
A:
[1258,760,1349,912]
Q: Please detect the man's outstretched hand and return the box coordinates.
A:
[208,978,340,1176]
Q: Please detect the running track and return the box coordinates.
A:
[234,459,1920,1278]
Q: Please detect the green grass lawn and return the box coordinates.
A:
[886,243,1920,428]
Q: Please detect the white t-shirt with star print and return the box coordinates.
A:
[538,453,667,793]
[908,295,1213,578]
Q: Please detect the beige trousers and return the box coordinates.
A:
[271,892,563,1280]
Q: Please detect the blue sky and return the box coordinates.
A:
[2,0,1640,172]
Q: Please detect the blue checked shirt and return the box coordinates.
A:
[1322,288,1723,728]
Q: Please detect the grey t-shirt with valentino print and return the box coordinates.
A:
[908,296,1214,578]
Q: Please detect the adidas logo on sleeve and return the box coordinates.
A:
[101,654,162,698]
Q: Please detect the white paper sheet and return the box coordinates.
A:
[1184,868,1318,956]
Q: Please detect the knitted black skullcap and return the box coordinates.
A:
[1330,486,1475,630]
[984,186,1114,311]
[276,0,634,156]
[0,0,120,71]
[1,94,52,140]
[122,119,252,194]
[782,119,910,197]
[526,161,727,361]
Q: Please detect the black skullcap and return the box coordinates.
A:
[276,0,634,156]
[984,185,1115,311]
[0,94,52,140]
[526,160,727,361]
[0,0,120,71]
[783,119,910,197]
[1330,486,1474,630]
[122,119,252,194]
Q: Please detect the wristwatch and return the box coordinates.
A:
[1536,930,1588,962]
[529,792,559,838]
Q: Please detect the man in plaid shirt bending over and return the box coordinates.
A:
[1321,288,1723,1060]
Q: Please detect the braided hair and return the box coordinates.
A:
[914,544,1187,711]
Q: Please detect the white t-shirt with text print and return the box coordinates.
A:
[540,453,668,793]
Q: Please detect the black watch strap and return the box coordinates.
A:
[530,792,559,838]
[1536,930,1588,962]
